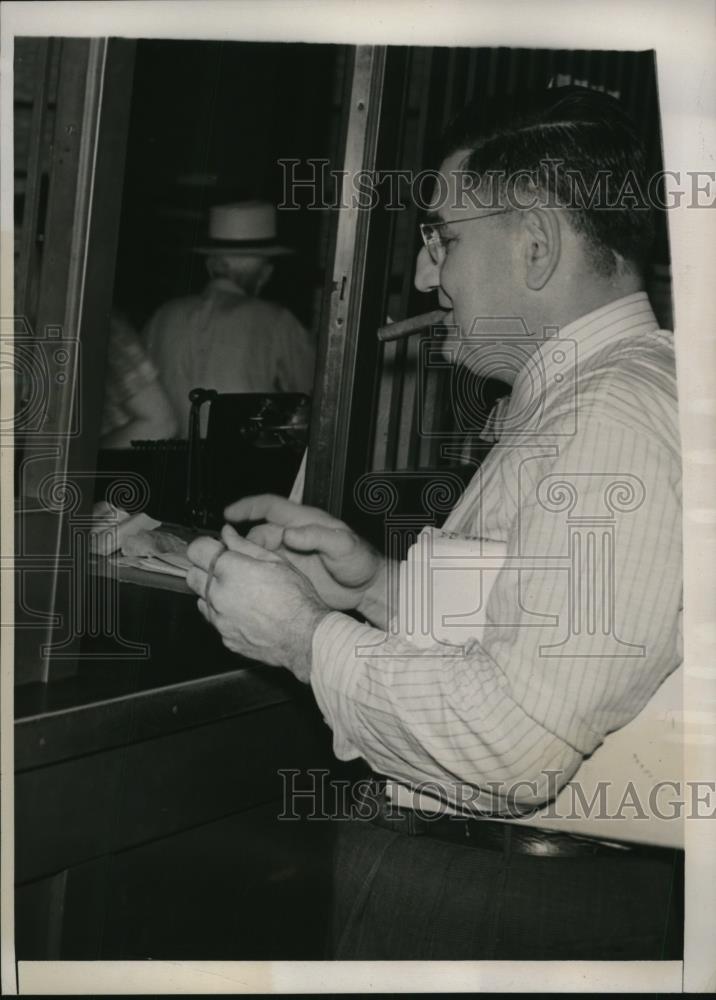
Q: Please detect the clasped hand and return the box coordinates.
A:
[224,494,387,620]
[186,525,327,682]
[186,495,387,681]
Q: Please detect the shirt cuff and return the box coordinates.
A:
[310,611,380,762]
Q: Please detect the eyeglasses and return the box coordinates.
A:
[419,208,511,265]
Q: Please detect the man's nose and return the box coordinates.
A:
[414,245,441,293]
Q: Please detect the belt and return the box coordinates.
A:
[359,779,679,862]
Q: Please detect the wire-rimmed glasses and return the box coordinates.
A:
[419,208,511,265]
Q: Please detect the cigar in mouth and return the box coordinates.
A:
[377,309,449,342]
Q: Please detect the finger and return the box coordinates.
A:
[224,493,343,530]
[187,535,225,571]
[247,522,284,551]
[224,494,296,524]
[221,523,284,562]
[204,545,227,603]
[186,565,208,597]
[197,597,211,621]
[283,524,357,560]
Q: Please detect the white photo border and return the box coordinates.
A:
[1,0,715,994]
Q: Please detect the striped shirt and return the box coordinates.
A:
[310,292,682,812]
[311,293,682,812]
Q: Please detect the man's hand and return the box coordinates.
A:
[186,526,329,682]
[223,494,389,623]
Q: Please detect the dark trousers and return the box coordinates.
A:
[330,817,684,960]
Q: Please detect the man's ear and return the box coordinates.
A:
[523,208,561,290]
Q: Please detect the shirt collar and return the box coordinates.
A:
[479,394,511,444]
[502,291,659,438]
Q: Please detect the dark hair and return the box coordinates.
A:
[440,86,655,277]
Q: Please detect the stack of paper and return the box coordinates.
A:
[90,502,191,578]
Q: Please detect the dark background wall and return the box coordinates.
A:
[112,39,348,332]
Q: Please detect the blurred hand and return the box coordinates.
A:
[223,494,386,617]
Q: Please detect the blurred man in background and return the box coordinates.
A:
[145,201,315,436]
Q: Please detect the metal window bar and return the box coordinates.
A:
[363,47,414,469]
[394,51,434,468]
[304,46,387,516]
[15,39,136,683]
[15,38,53,326]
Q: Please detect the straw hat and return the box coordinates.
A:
[193,201,293,256]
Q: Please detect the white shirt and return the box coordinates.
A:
[310,292,682,814]
[144,278,315,435]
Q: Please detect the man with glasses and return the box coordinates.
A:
[187,86,683,959]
